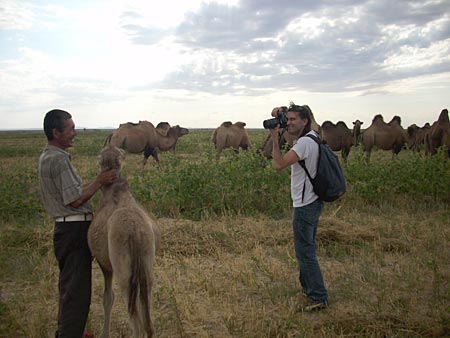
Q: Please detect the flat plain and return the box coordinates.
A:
[0,129,449,337]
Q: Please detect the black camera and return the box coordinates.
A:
[263,106,288,129]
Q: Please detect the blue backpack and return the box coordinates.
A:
[298,134,346,202]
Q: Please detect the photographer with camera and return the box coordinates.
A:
[266,103,329,312]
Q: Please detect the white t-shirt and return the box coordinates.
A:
[290,130,319,207]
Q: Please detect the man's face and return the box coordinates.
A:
[53,118,77,149]
[287,111,307,136]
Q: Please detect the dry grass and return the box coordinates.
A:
[2,205,449,337]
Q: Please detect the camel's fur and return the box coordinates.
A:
[88,146,161,338]
[321,121,354,163]
[361,114,407,162]
[211,121,252,158]
[106,120,189,166]
[425,109,450,157]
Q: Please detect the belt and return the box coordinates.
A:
[55,213,93,222]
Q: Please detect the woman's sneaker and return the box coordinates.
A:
[303,299,329,312]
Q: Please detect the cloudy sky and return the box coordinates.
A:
[1,0,449,130]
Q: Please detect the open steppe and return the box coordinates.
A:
[0,129,449,337]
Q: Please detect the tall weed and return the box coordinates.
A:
[345,147,450,204]
[130,150,291,220]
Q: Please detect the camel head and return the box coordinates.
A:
[99,145,126,172]
[353,120,363,127]
[172,125,189,136]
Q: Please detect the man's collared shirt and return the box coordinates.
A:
[38,144,92,218]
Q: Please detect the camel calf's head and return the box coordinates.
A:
[99,145,125,171]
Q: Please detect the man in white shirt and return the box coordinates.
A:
[269,103,329,312]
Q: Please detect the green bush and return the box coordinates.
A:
[1,130,449,222]
[130,150,291,220]
[345,147,450,203]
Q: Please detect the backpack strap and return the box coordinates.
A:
[297,133,320,181]
[298,159,313,181]
[298,133,321,202]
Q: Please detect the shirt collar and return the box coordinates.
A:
[45,144,71,160]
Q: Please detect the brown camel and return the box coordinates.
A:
[88,146,161,338]
[106,120,189,166]
[406,122,430,153]
[361,114,407,162]
[259,129,296,159]
[211,121,252,158]
[425,109,450,157]
[352,120,363,146]
[321,121,354,163]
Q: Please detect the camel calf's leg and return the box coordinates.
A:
[99,268,114,338]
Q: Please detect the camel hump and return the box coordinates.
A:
[336,121,348,129]
[372,114,384,123]
[119,120,154,129]
[438,109,449,123]
[120,121,140,127]
[234,122,246,128]
[221,121,233,128]
[139,120,154,127]
[156,122,171,130]
[322,121,335,129]
[389,116,402,126]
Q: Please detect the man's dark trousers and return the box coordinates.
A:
[53,221,92,338]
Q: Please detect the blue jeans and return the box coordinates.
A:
[293,199,328,302]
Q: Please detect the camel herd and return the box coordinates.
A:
[215,108,449,163]
[102,108,450,167]
[104,108,449,167]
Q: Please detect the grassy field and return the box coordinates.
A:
[0,129,449,337]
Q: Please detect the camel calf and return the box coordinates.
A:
[88,146,161,338]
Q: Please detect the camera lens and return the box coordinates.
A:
[263,117,279,129]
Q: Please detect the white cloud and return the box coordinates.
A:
[0,0,34,30]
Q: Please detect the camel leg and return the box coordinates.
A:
[99,267,114,338]
[144,146,161,169]
[111,244,145,338]
[216,147,223,160]
[365,150,371,164]
[120,281,144,338]
[341,148,348,164]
